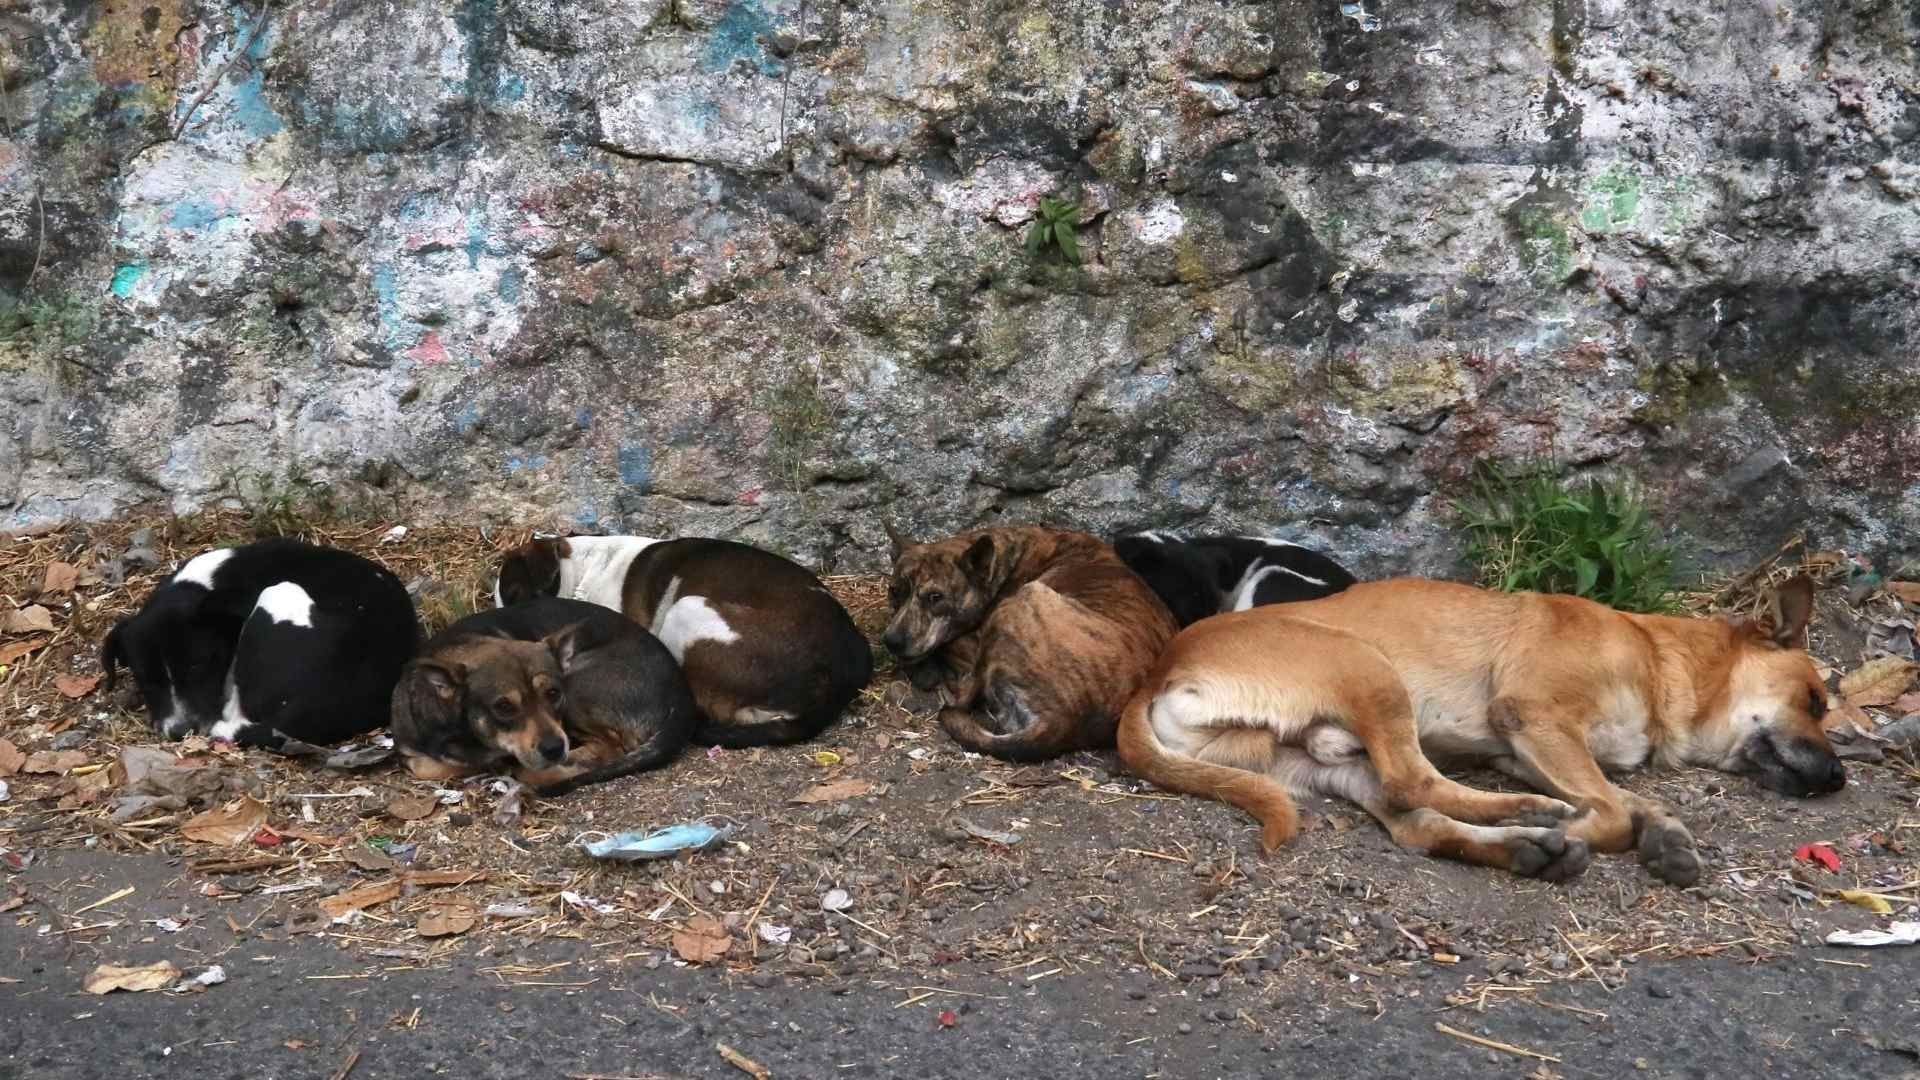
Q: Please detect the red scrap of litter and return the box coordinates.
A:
[1794,842,1840,872]
[253,827,283,848]
[937,1010,958,1029]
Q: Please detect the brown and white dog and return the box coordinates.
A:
[495,536,872,747]
[883,525,1179,761]
[1119,577,1841,886]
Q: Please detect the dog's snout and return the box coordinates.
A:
[1813,752,1847,794]
[537,734,567,763]
[882,626,906,653]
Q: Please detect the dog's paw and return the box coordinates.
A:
[904,661,945,692]
[1505,829,1591,883]
[1500,802,1578,830]
[1637,817,1701,887]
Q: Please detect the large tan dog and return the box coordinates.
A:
[883,525,1179,761]
[1119,577,1841,886]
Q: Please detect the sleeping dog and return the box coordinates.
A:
[494,536,872,747]
[102,538,419,749]
[1112,532,1356,627]
[390,597,698,796]
[883,525,1179,761]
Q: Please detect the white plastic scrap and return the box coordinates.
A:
[1825,922,1920,948]
[433,789,464,806]
[0,780,9,803]
[821,888,852,913]
[171,965,227,993]
[483,900,543,919]
[379,526,409,545]
[757,923,793,946]
[561,891,618,916]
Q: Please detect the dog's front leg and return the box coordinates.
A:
[1492,700,1701,887]
[403,753,486,783]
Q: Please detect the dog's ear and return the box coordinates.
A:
[497,541,564,605]
[960,534,996,584]
[1749,575,1815,648]
[544,623,585,673]
[390,660,466,751]
[883,520,913,563]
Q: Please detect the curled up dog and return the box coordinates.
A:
[883,524,1178,761]
[390,597,698,796]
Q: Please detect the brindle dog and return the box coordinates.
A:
[882,525,1178,761]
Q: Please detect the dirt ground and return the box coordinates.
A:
[3,510,1917,1034]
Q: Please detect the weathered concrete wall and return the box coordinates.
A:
[2,1,1916,572]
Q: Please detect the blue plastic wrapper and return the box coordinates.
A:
[580,821,734,862]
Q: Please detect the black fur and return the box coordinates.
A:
[1112,532,1356,628]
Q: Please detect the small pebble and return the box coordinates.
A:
[1177,1022,1193,1035]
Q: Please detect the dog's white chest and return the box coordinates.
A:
[1585,686,1654,771]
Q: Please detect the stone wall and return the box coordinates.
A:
[2,1,1916,573]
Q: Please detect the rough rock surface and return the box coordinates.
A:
[2,1,1916,572]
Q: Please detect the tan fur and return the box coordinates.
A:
[885,526,1179,761]
[1119,576,1837,885]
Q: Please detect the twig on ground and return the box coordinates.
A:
[1433,1022,1561,1063]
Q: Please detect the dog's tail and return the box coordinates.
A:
[1115,677,1301,852]
[937,670,1082,763]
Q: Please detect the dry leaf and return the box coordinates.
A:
[1888,581,1920,606]
[180,796,268,846]
[0,637,47,666]
[0,739,23,777]
[1826,698,1873,736]
[1835,889,1894,915]
[54,673,103,699]
[84,961,181,994]
[791,778,875,804]
[1,606,54,635]
[386,794,437,821]
[1892,690,1920,717]
[58,767,119,809]
[271,825,344,847]
[345,845,397,872]
[318,880,401,920]
[673,915,733,964]
[22,750,87,775]
[1840,656,1919,709]
[416,902,477,938]
[41,562,78,596]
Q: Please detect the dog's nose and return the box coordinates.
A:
[882,627,906,653]
[1820,756,1846,792]
[537,735,566,762]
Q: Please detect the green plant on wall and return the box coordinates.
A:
[765,365,834,494]
[1025,194,1082,265]
[1453,462,1678,613]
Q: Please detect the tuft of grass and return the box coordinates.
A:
[1024,194,1082,265]
[1453,463,1678,613]
[226,465,346,539]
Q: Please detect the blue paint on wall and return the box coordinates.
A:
[505,453,550,474]
[452,402,482,434]
[617,445,653,491]
[169,199,225,230]
[572,504,600,527]
[702,0,783,76]
[496,268,525,303]
[463,207,506,269]
[110,262,146,298]
[575,407,593,429]
[496,72,526,103]
[372,263,402,344]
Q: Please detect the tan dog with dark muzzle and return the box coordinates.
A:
[1119,576,1841,886]
[883,525,1178,761]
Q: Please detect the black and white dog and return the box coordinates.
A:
[102,538,419,748]
[494,535,872,747]
[1111,532,1357,628]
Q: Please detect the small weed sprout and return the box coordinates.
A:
[1025,194,1082,265]
[226,466,342,539]
[1454,463,1678,613]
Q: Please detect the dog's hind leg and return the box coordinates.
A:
[1291,754,1590,882]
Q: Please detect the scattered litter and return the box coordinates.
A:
[483,900,543,919]
[1835,889,1897,915]
[152,918,186,933]
[673,915,733,963]
[22,750,87,775]
[1825,922,1920,948]
[417,902,477,938]
[433,788,465,806]
[0,738,22,776]
[791,778,875,804]
[180,796,268,846]
[84,961,181,995]
[0,781,9,803]
[1795,843,1842,872]
[580,821,734,862]
[756,923,792,946]
[4,848,39,872]
[492,780,525,828]
[0,636,47,667]
[809,750,842,767]
[952,817,1023,846]
[821,888,853,912]
[938,1009,958,1029]
[379,525,409,544]
[322,745,394,771]
[41,561,78,595]
[561,891,618,915]
[53,673,103,699]
[258,878,325,896]
[345,844,398,873]
[171,965,226,993]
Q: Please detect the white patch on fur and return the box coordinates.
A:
[735,706,797,725]
[1256,537,1309,550]
[1584,683,1654,771]
[557,536,664,612]
[160,692,194,738]
[174,548,234,589]
[254,582,314,627]
[209,673,249,741]
[1136,530,1176,544]
[654,593,740,662]
[1227,561,1329,610]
